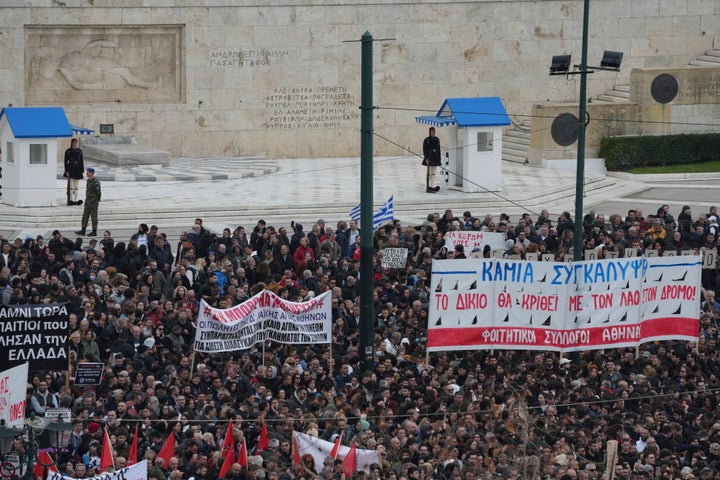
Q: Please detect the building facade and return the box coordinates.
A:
[1,0,718,158]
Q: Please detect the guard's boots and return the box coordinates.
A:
[87,230,97,237]
[75,228,86,236]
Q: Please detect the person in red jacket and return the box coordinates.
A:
[293,236,315,266]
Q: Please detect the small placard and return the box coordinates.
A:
[703,249,717,269]
[75,362,105,386]
[381,248,408,269]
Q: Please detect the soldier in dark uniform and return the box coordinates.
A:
[422,127,442,193]
[64,138,85,206]
[76,167,102,237]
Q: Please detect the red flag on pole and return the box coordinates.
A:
[157,433,175,471]
[218,422,235,478]
[257,423,270,452]
[100,428,115,472]
[128,423,139,466]
[292,433,302,469]
[342,442,357,477]
[330,432,343,459]
[218,448,235,478]
[33,451,58,478]
[238,439,248,468]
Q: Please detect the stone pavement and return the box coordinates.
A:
[2,156,718,249]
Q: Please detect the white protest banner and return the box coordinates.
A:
[0,303,68,371]
[443,231,506,251]
[293,431,379,474]
[0,362,28,428]
[428,256,702,352]
[47,460,147,480]
[381,248,409,269]
[195,290,332,352]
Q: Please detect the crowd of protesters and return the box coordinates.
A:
[2,203,720,480]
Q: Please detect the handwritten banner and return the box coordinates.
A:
[382,248,409,269]
[0,363,28,429]
[0,304,68,371]
[194,291,332,352]
[428,256,702,352]
[444,231,506,251]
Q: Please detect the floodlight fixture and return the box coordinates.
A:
[599,50,623,71]
[549,55,572,75]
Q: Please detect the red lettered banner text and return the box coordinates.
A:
[428,256,702,352]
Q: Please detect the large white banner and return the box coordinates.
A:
[293,432,379,474]
[0,362,28,428]
[428,256,702,352]
[47,460,147,480]
[195,290,332,352]
[443,231,506,251]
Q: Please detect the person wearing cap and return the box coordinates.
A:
[64,138,84,206]
[422,126,442,193]
[75,166,101,237]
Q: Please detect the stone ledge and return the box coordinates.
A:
[81,136,170,166]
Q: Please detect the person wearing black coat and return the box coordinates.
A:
[422,127,442,193]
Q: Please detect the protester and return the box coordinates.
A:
[2,204,718,480]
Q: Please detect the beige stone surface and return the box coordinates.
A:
[0,1,716,158]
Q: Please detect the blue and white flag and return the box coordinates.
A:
[347,196,394,230]
[349,203,361,221]
[373,195,394,230]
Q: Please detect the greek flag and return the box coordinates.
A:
[347,196,394,230]
[349,204,361,221]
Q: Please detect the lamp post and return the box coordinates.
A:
[359,31,375,373]
[549,0,622,261]
[574,0,591,262]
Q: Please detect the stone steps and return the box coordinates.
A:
[0,175,629,240]
[594,84,630,103]
[501,123,531,164]
[689,50,720,66]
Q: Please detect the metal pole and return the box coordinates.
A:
[359,31,375,373]
[573,0,590,261]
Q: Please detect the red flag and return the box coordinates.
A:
[128,423,139,466]
[100,428,115,472]
[238,440,248,468]
[218,448,235,478]
[292,433,302,468]
[157,433,176,471]
[257,423,270,452]
[342,442,357,477]
[330,433,343,459]
[218,422,235,478]
[33,451,58,478]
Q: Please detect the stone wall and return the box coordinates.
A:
[528,66,720,165]
[0,0,717,158]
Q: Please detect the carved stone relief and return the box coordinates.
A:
[25,25,184,104]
